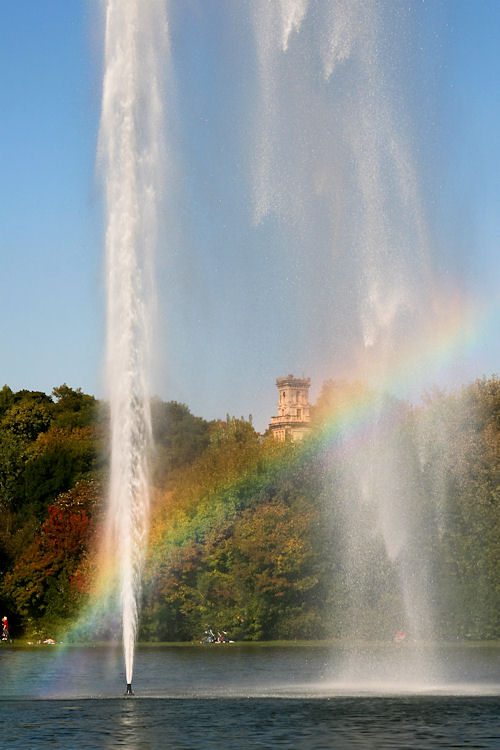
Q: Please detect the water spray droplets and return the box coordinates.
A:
[99,0,168,688]
[278,0,309,51]
[250,0,438,675]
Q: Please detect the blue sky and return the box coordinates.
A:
[1,1,499,431]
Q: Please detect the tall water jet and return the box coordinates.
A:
[98,0,168,690]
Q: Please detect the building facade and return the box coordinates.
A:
[269,374,312,441]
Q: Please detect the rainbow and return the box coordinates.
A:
[53,287,489,651]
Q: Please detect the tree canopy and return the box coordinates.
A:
[0,377,498,642]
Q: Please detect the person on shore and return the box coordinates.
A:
[2,616,9,641]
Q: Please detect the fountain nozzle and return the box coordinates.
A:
[125,683,134,695]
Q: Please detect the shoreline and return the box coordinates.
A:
[3,639,500,649]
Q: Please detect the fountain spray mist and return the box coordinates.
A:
[250,1,439,684]
[99,0,168,688]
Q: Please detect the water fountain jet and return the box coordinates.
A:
[98,0,168,690]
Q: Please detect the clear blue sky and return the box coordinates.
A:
[1,1,499,431]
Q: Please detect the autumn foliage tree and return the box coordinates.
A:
[2,482,97,634]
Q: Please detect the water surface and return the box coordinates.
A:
[1,644,498,748]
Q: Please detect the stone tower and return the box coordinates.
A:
[269,374,312,441]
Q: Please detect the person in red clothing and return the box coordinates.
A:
[2,616,9,641]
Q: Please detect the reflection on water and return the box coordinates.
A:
[1,696,499,749]
[114,701,143,750]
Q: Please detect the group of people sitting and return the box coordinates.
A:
[201,628,229,643]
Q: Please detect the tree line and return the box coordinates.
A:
[0,376,498,641]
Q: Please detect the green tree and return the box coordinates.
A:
[2,392,53,442]
[151,399,210,485]
[24,427,100,517]
[0,385,14,418]
[52,384,99,429]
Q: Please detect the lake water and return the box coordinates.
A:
[1,643,499,748]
